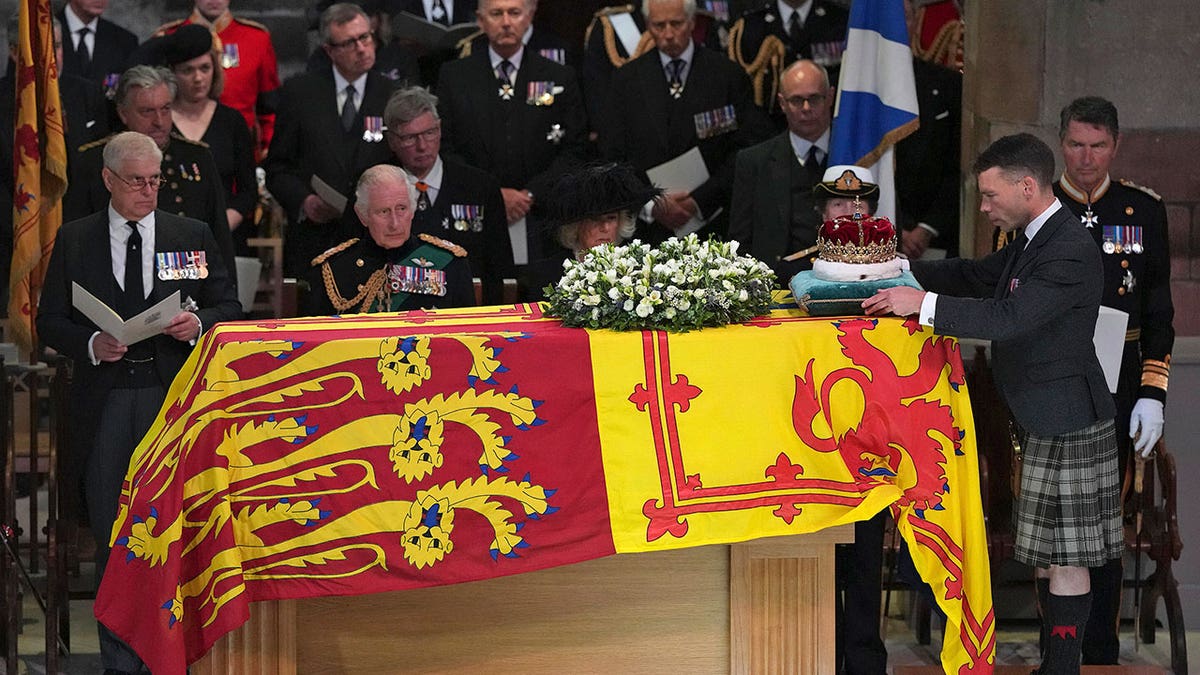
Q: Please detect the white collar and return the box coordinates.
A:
[1022,198,1063,244]
[789,128,829,161]
[657,40,696,71]
[777,0,813,25]
[332,68,368,97]
[411,156,445,190]
[489,45,525,73]
[63,5,99,34]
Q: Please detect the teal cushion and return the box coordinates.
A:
[789,270,923,316]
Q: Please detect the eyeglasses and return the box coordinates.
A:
[782,93,827,109]
[390,125,441,148]
[112,173,165,191]
[328,32,373,51]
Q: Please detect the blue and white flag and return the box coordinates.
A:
[829,0,919,220]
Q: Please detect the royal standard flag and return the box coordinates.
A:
[95,300,993,674]
[829,0,919,221]
[10,0,68,351]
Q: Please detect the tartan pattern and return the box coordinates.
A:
[1013,418,1122,568]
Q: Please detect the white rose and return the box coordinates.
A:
[624,299,635,311]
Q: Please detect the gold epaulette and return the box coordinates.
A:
[595,4,636,18]
[456,30,484,58]
[152,18,187,38]
[1141,357,1170,392]
[311,238,359,267]
[1119,179,1162,202]
[727,20,786,107]
[170,131,211,149]
[419,233,467,257]
[232,16,269,32]
[78,133,116,153]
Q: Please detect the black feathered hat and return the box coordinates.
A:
[544,162,662,227]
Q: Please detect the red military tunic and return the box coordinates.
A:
[157,10,281,156]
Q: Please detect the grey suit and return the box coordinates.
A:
[912,204,1115,436]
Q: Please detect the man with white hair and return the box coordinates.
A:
[38,131,242,674]
[600,0,770,243]
[308,164,476,314]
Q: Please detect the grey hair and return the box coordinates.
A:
[355,164,418,215]
[6,11,62,48]
[558,212,636,252]
[115,65,177,108]
[384,86,440,129]
[102,131,163,171]
[320,3,369,44]
[782,59,830,90]
[641,0,696,20]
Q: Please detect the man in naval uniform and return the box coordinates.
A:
[726,0,847,120]
[308,164,475,314]
[1053,95,1174,667]
[155,0,282,156]
[70,64,238,276]
[453,0,576,70]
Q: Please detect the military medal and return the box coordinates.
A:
[669,80,684,99]
[498,83,514,100]
[1081,205,1098,228]
[103,73,120,99]
[362,116,384,142]
[1122,269,1137,294]
[222,43,240,69]
[387,264,447,296]
[451,204,482,232]
[546,123,564,144]
[693,104,738,139]
[431,3,446,21]
[1129,226,1144,253]
[538,49,566,65]
[527,81,559,106]
[186,250,209,279]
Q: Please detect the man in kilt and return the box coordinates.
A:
[862,133,1122,675]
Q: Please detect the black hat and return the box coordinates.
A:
[128,24,214,68]
[545,163,662,227]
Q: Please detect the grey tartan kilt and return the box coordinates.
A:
[1012,418,1123,568]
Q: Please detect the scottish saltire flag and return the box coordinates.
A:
[829,0,920,220]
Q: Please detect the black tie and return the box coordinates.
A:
[667,58,685,99]
[430,0,450,25]
[340,84,357,132]
[77,27,92,71]
[124,221,144,311]
[804,145,823,170]
[788,11,804,53]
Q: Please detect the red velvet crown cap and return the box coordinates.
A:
[817,214,898,264]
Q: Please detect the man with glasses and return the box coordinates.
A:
[307,163,475,314]
[382,86,512,304]
[599,0,769,244]
[266,2,399,278]
[729,59,831,282]
[38,131,242,675]
[71,64,237,275]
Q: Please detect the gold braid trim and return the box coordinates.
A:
[311,238,359,267]
[456,30,483,58]
[321,263,386,314]
[1141,357,1170,392]
[418,233,468,257]
[727,22,786,108]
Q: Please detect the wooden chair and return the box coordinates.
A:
[1126,439,1187,675]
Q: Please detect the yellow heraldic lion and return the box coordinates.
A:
[391,390,544,483]
[377,333,519,394]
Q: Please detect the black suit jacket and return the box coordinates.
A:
[895,58,962,256]
[264,69,398,270]
[600,47,771,238]
[729,131,823,281]
[37,210,242,467]
[412,157,513,305]
[912,205,1116,436]
[435,48,586,258]
[55,10,139,85]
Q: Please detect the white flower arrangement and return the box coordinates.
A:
[544,234,777,332]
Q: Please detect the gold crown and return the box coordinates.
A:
[817,212,898,264]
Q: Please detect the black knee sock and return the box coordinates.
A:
[1082,558,1122,664]
[1041,591,1091,675]
[1036,577,1050,658]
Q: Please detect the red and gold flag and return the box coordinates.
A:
[9,0,67,350]
[95,300,993,674]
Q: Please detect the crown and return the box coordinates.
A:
[817,212,898,264]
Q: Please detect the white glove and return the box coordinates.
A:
[1129,398,1164,458]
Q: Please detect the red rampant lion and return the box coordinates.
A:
[791,317,965,512]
